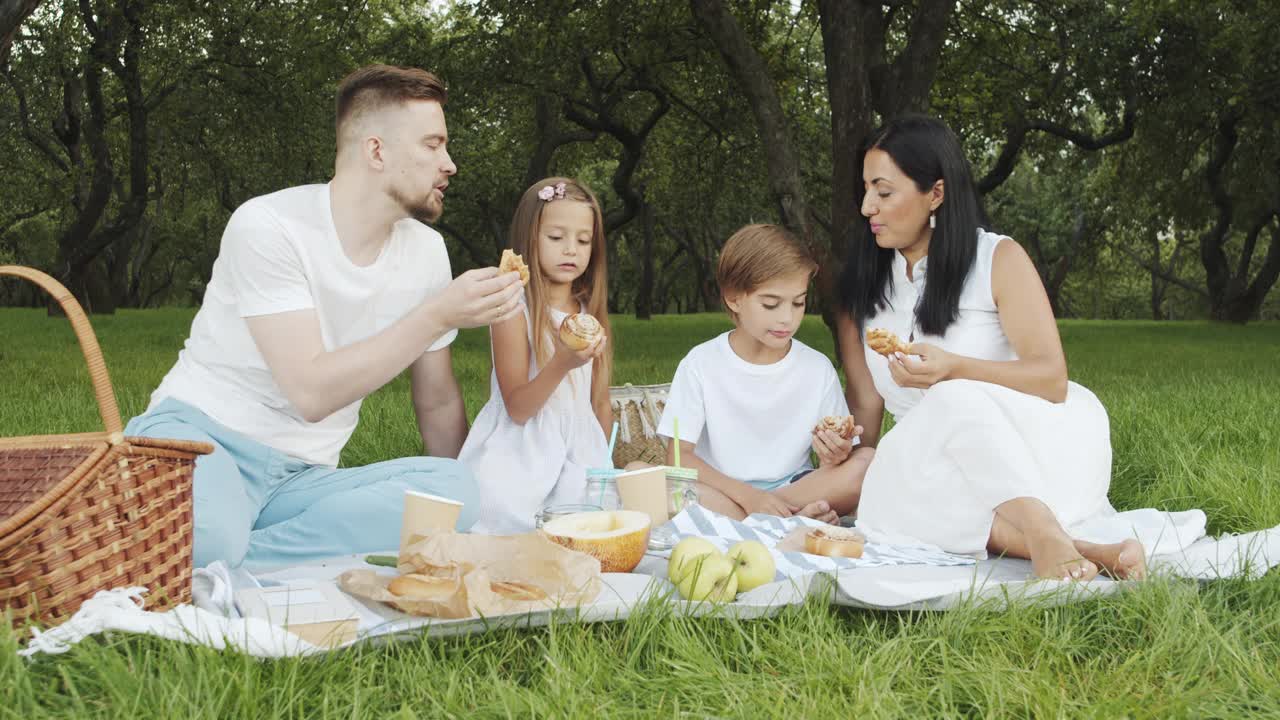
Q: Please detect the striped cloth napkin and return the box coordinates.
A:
[662,504,975,581]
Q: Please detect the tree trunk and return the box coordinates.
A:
[817,0,879,289]
[635,200,656,320]
[0,0,42,60]
[1148,233,1166,320]
[690,0,811,239]
[48,0,153,314]
[1197,113,1280,322]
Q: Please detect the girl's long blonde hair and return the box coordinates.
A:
[508,177,613,410]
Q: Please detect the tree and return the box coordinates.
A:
[0,0,42,60]
[688,0,1142,333]
[1105,0,1280,322]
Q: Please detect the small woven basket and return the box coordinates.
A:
[607,383,671,467]
[0,265,211,628]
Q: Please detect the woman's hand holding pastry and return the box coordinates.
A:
[887,342,956,389]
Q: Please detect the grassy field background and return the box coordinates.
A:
[2,309,1279,717]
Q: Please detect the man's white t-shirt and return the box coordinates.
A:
[147,183,457,466]
[657,332,850,486]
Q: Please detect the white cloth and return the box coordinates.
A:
[856,230,1205,556]
[664,504,975,581]
[147,183,457,466]
[17,586,324,659]
[463,303,609,534]
[657,333,849,486]
[20,524,1280,658]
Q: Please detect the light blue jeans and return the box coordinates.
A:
[125,398,478,571]
[751,467,815,491]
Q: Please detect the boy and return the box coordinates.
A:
[656,224,873,522]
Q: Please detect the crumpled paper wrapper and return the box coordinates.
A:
[338,532,602,619]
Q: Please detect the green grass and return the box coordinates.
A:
[2,309,1279,718]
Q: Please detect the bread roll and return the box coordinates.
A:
[813,415,856,440]
[559,313,603,350]
[499,249,530,286]
[387,573,456,598]
[804,526,865,558]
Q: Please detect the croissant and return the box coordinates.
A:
[865,327,910,357]
[559,313,603,350]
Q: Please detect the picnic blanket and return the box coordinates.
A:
[18,514,1280,660]
[663,504,977,577]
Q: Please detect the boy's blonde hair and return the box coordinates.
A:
[717,224,817,318]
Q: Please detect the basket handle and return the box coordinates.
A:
[0,265,124,438]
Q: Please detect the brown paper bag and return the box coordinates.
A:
[338,532,602,619]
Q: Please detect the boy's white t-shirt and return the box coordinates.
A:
[147,183,457,466]
[657,332,850,486]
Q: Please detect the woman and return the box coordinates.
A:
[837,115,1154,581]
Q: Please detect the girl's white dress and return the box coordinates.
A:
[855,230,1205,556]
[461,303,609,534]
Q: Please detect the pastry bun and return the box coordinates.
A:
[559,313,603,351]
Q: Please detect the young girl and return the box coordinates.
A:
[461,177,614,534]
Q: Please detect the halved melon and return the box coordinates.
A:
[541,510,651,573]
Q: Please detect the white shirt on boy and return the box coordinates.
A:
[147,183,457,467]
[657,332,850,487]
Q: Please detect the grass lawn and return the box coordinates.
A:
[2,308,1279,718]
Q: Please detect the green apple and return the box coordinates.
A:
[675,553,738,603]
[667,536,720,583]
[727,540,776,593]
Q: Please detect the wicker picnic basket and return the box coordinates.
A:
[0,265,212,628]
[607,382,671,467]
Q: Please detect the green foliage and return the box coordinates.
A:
[1,0,1276,318]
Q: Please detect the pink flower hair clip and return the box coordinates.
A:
[538,182,567,202]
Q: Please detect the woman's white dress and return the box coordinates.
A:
[461,303,609,534]
[855,230,1204,556]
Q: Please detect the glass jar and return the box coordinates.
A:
[648,466,699,551]
[664,466,699,518]
[585,467,623,511]
[534,503,603,529]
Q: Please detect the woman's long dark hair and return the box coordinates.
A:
[838,115,989,337]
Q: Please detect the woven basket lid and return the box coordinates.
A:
[0,443,105,535]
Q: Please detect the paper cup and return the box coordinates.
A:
[615,466,670,526]
[400,490,464,552]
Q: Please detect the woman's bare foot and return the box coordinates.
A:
[1027,530,1099,581]
[794,500,839,525]
[1076,538,1147,580]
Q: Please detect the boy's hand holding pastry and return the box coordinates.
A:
[811,415,860,467]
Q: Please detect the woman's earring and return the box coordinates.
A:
[929,212,936,229]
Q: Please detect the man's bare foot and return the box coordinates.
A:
[795,500,839,525]
[1027,530,1099,581]
[1076,538,1147,580]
